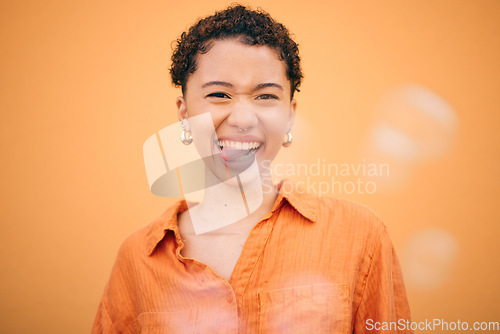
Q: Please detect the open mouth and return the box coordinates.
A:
[217,140,262,161]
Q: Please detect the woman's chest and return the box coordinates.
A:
[133,226,356,334]
[181,233,248,281]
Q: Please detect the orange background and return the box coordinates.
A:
[1,0,499,333]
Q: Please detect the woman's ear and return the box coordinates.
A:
[287,98,297,130]
[176,96,189,129]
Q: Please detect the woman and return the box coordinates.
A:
[93,5,411,333]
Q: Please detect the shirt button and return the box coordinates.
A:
[226,295,234,304]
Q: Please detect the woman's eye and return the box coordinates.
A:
[207,92,230,98]
[256,94,278,100]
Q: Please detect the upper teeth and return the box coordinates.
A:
[218,140,261,150]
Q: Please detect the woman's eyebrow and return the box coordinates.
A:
[201,81,283,90]
[255,82,283,90]
[201,81,233,88]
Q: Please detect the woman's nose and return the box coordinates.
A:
[226,103,258,130]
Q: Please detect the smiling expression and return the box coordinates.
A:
[177,37,296,181]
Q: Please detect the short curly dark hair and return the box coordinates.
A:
[170,4,303,98]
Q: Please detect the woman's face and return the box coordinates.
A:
[177,37,296,182]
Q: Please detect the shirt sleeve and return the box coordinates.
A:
[91,234,140,334]
[91,298,117,334]
[353,226,412,334]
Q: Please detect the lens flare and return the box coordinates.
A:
[362,83,458,190]
[403,228,458,290]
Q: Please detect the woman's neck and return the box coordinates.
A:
[184,166,278,235]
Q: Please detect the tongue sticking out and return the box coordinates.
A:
[220,146,257,179]
[221,147,252,160]
[221,147,256,173]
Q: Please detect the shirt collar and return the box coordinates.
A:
[145,179,318,255]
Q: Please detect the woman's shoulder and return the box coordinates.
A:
[281,179,387,245]
[320,195,384,222]
[312,193,388,241]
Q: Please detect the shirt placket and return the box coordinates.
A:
[229,210,279,333]
[172,227,240,333]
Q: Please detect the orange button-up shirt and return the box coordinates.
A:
[92,180,411,333]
